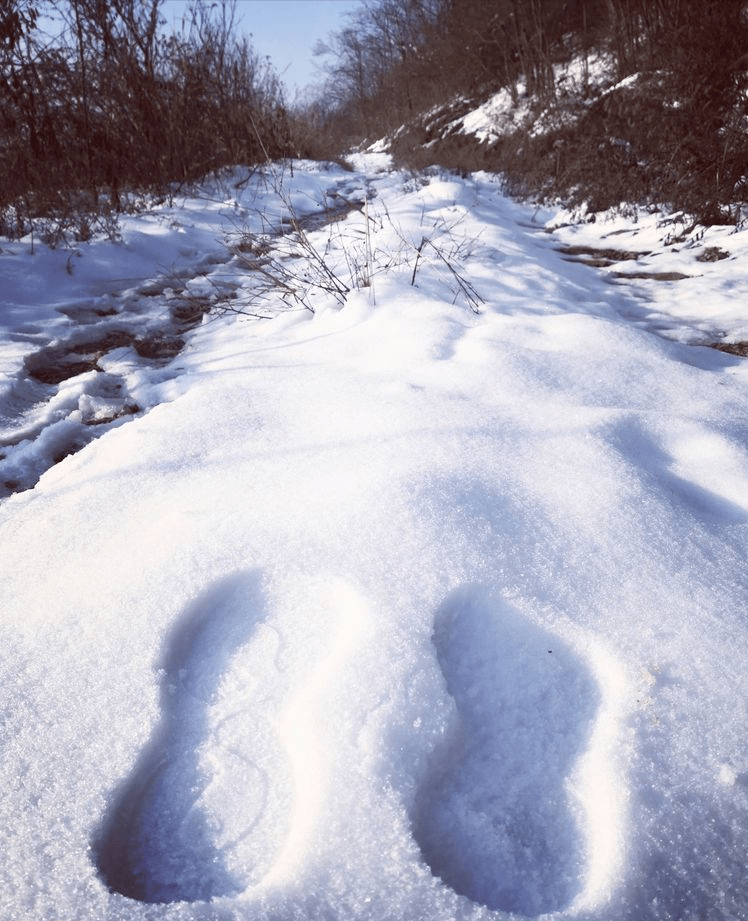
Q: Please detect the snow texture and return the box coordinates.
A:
[1,155,748,921]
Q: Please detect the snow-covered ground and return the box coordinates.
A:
[453,53,615,143]
[2,155,748,921]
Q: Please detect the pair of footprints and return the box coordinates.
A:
[94,572,614,915]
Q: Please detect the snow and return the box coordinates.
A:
[459,86,530,143]
[1,155,748,920]
[454,53,615,144]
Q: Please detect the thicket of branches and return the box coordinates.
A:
[0,0,291,239]
[6,0,746,235]
[311,0,748,222]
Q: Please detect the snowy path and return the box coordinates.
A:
[0,169,366,499]
[1,157,748,920]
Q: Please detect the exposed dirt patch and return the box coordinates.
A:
[168,297,213,325]
[26,350,103,385]
[68,330,137,354]
[557,244,651,267]
[612,270,691,281]
[25,330,137,384]
[134,333,186,360]
[24,299,207,385]
[712,341,748,357]
[696,246,730,263]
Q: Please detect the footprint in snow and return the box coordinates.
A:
[412,586,600,916]
[94,570,291,904]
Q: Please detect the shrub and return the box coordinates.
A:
[0,0,293,240]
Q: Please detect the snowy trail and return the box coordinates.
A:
[0,167,367,499]
[1,157,748,920]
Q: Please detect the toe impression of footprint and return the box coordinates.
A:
[412,586,601,916]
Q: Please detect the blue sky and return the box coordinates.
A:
[161,1,365,100]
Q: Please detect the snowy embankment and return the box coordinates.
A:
[1,155,748,921]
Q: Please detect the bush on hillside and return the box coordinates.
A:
[313,0,748,224]
[0,0,292,240]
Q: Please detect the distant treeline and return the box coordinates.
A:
[4,0,748,236]
[312,0,748,222]
[0,0,290,238]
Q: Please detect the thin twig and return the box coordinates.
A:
[410,236,427,286]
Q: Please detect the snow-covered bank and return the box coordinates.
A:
[1,157,748,920]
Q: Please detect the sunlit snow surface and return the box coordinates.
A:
[1,156,748,920]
